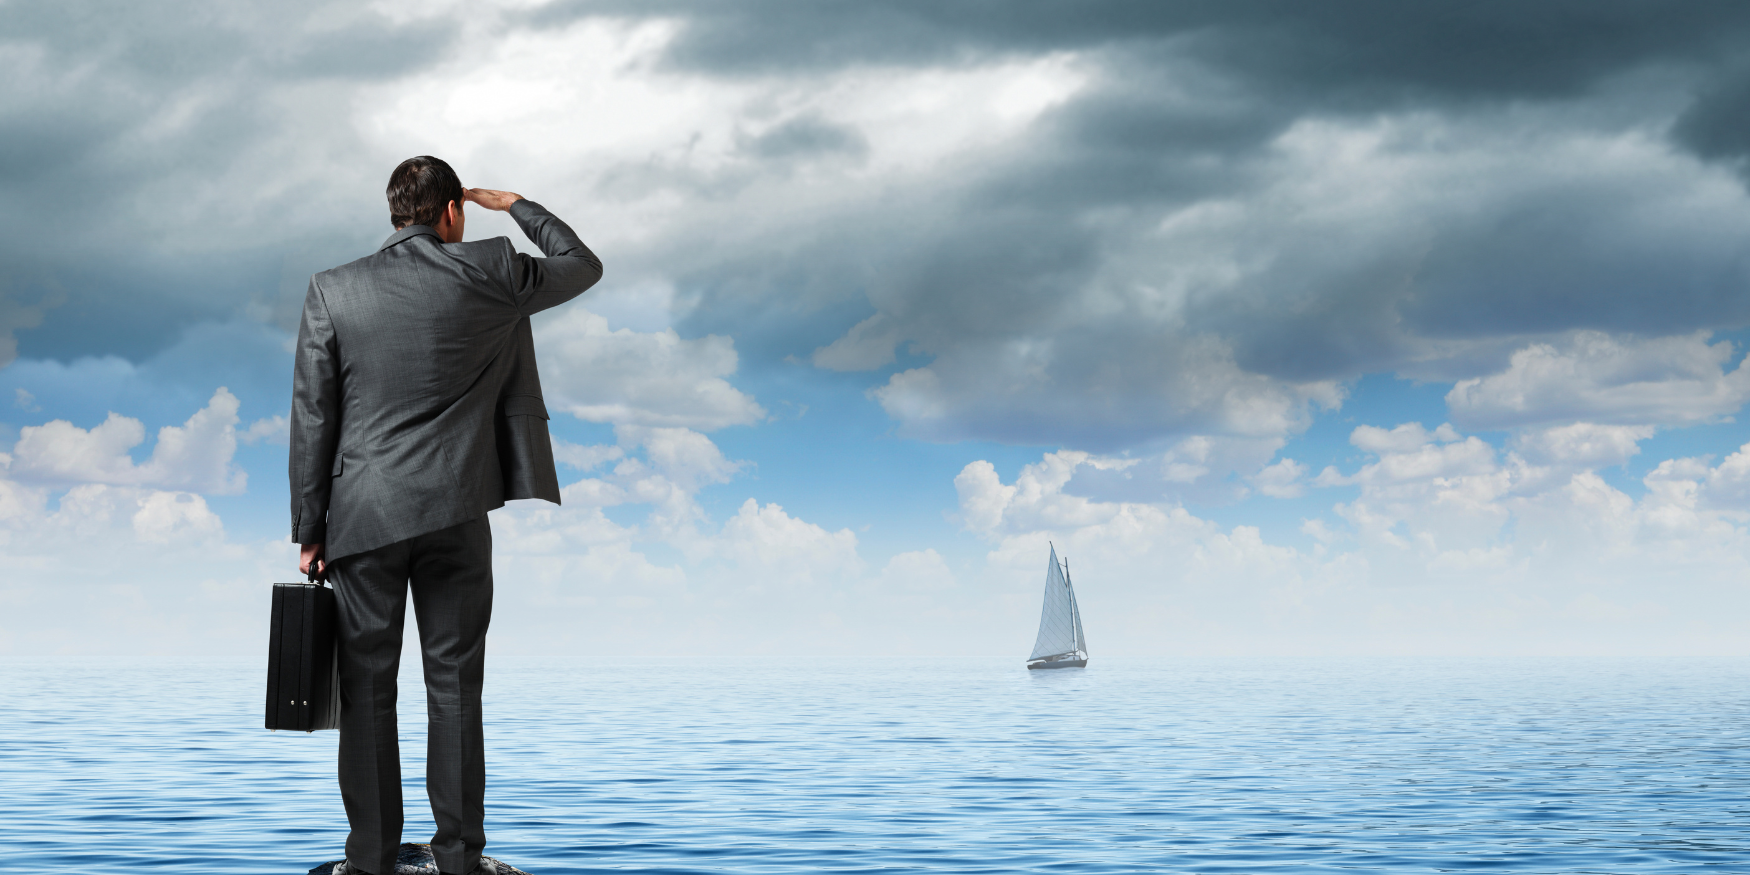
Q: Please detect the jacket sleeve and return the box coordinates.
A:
[288,277,341,545]
[505,199,604,315]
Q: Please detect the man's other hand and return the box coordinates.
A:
[464,188,524,211]
[300,543,326,580]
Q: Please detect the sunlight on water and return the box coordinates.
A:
[3,657,1749,873]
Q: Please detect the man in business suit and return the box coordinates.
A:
[289,155,601,875]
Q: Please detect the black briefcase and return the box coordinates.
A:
[265,565,340,732]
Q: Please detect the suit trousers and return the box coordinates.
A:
[331,516,493,875]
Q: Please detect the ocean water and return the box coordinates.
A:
[3,656,1749,873]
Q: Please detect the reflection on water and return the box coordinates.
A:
[3,657,1749,873]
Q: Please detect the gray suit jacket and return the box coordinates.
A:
[289,200,601,561]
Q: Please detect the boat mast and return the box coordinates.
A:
[1063,555,1082,656]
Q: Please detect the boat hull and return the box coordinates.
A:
[1027,658,1088,670]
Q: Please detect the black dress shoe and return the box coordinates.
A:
[332,861,373,875]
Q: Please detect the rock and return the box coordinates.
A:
[307,843,530,875]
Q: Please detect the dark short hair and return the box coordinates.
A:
[386,156,464,229]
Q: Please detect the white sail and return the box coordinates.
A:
[1069,574,1087,654]
[1029,545,1081,661]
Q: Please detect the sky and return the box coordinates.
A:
[5,1,1750,657]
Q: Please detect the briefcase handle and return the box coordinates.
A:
[307,559,328,586]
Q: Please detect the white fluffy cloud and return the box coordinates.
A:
[0,391,292,655]
[1317,424,1515,549]
[1313,423,1750,623]
[550,437,624,472]
[0,389,876,656]
[1511,422,1656,469]
[5,381,1749,658]
[508,426,848,583]
[8,413,146,485]
[239,414,288,446]
[0,390,257,555]
[955,452,1123,537]
[536,308,765,431]
[616,425,744,492]
[956,451,1323,654]
[950,433,1290,511]
[1251,457,1308,499]
[1680,442,1750,514]
[716,499,861,587]
[0,481,226,548]
[1448,331,1750,429]
[0,482,288,655]
[487,425,897,653]
[953,422,1750,655]
[6,388,246,494]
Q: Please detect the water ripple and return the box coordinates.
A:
[4,657,1750,873]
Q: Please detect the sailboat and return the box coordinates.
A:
[1027,543,1088,670]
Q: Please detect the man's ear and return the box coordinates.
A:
[432,199,462,241]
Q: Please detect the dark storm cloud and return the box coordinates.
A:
[11,1,1750,453]
[740,115,869,162]
[0,2,457,364]
[0,3,454,83]
[544,0,1747,97]
[539,0,1750,449]
[696,23,1728,289]
[1674,67,1750,169]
